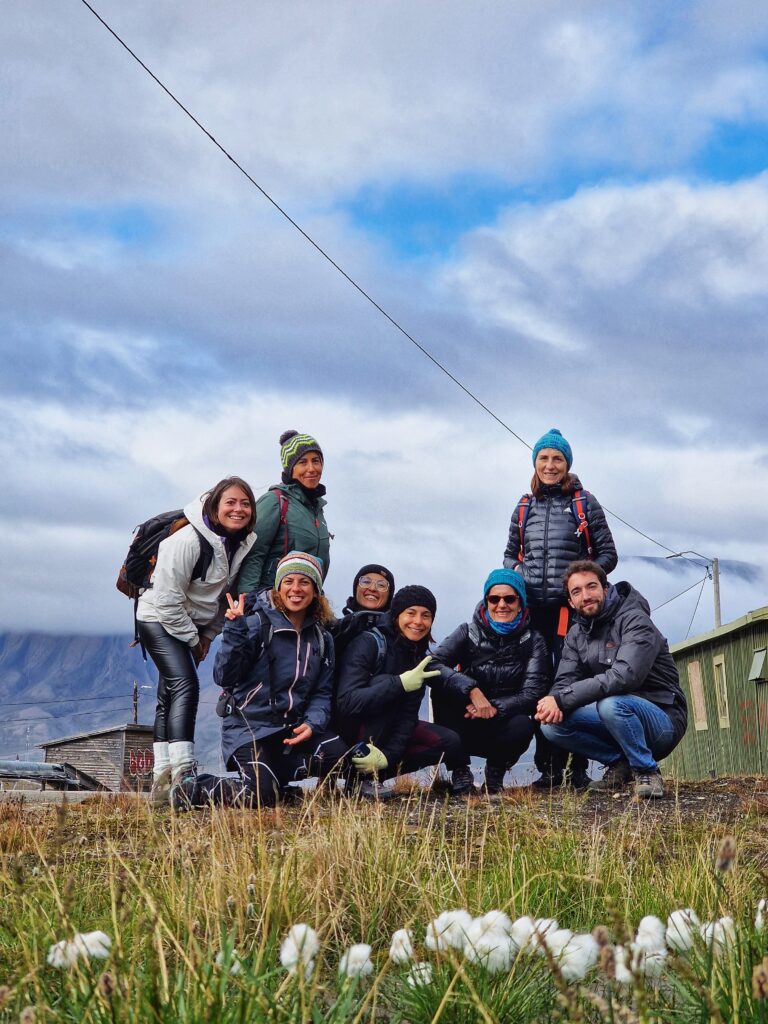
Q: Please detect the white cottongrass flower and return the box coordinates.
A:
[406,961,433,987]
[389,929,414,964]
[280,924,320,971]
[215,949,242,976]
[425,910,473,951]
[613,945,634,985]
[509,916,535,950]
[529,918,560,953]
[47,931,112,968]
[666,909,701,953]
[542,928,574,958]
[756,898,767,933]
[700,916,736,954]
[463,920,515,973]
[557,933,600,983]
[339,943,374,978]
[478,910,513,935]
[635,916,666,954]
[632,944,667,979]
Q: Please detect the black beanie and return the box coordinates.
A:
[350,564,396,611]
[390,585,437,620]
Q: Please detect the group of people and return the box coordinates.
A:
[135,427,688,810]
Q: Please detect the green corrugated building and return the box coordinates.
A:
[665,606,768,779]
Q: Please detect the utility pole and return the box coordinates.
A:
[133,680,138,724]
[712,557,721,629]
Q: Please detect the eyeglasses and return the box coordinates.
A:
[486,594,520,606]
[358,577,390,592]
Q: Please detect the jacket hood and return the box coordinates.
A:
[184,496,254,549]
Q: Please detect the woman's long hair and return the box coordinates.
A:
[272,589,334,627]
[530,471,578,498]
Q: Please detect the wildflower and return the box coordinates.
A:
[700,916,735,954]
[389,928,414,964]
[752,957,768,1000]
[529,918,560,953]
[632,943,667,979]
[542,927,573,957]
[463,920,515,973]
[666,909,701,952]
[557,934,599,983]
[47,931,112,968]
[592,925,611,947]
[612,945,633,985]
[20,1008,36,1024]
[479,910,513,935]
[425,910,473,951]
[339,943,374,978]
[715,836,737,873]
[509,915,535,950]
[406,961,433,987]
[756,899,767,933]
[280,924,320,970]
[215,949,242,976]
[634,916,666,954]
[246,903,255,918]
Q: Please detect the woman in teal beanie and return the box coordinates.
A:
[431,568,549,796]
[503,428,617,788]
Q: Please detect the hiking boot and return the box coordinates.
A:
[358,778,394,801]
[568,769,591,791]
[634,770,664,799]
[450,767,476,797]
[150,765,172,808]
[532,770,564,790]
[170,765,199,812]
[588,759,632,793]
[482,764,507,795]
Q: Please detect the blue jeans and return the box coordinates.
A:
[540,696,675,773]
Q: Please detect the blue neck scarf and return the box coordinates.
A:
[484,606,527,636]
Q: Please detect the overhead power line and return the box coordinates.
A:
[652,576,708,613]
[76,0,705,570]
[0,693,132,708]
[0,707,133,727]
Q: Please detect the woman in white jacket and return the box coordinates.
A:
[137,476,257,805]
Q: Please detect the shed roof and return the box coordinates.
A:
[38,723,153,749]
[671,605,768,655]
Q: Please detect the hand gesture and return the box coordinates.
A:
[225,593,246,620]
[466,687,497,720]
[400,656,441,693]
[535,695,563,725]
[283,723,313,747]
[351,742,388,775]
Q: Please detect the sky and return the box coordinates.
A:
[3,0,768,647]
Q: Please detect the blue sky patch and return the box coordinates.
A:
[693,120,768,182]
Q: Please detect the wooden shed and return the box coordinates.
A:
[665,606,768,780]
[39,723,155,792]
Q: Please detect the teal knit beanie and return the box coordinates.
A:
[532,428,572,469]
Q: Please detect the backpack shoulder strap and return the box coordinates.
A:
[369,627,388,675]
[570,489,594,558]
[190,528,215,583]
[270,488,290,556]
[515,494,532,562]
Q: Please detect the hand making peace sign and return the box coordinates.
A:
[224,592,247,620]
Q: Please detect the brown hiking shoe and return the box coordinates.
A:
[634,770,664,799]
[588,759,632,793]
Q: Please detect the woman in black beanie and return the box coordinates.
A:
[334,585,462,797]
[329,563,396,662]
[238,430,331,594]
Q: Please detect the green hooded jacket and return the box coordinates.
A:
[236,482,330,593]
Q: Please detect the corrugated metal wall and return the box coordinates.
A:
[667,618,768,779]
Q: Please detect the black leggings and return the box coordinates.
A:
[137,621,199,744]
[192,729,348,808]
[432,693,535,771]
[344,719,464,778]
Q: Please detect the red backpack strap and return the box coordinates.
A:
[571,489,593,558]
[516,494,531,562]
[270,488,290,556]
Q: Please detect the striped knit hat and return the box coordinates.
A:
[280,430,323,484]
[274,551,324,593]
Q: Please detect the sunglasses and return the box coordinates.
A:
[358,577,390,591]
[486,594,520,606]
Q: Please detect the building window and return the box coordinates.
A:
[749,648,767,683]
[687,660,708,731]
[712,654,730,729]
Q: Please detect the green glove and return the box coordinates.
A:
[351,742,388,775]
[400,655,441,693]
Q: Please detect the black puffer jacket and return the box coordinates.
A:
[334,621,426,767]
[551,582,688,744]
[432,605,549,718]
[503,476,617,607]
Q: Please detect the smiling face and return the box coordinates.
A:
[292,451,323,489]
[216,486,252,534]
[534,448,568,487]
[278,573,316,614]
[566,571,607,618]
[485,584,521,622]
[396,606,433,643]
[356,572,390,610]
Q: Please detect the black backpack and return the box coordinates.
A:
[116,509,214,601]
